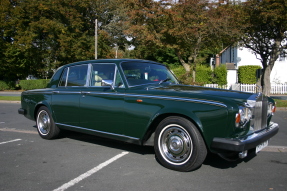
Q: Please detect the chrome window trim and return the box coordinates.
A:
[53,91,82,94]
[55,123,139,141]
[114,65,125,88]
[65,67,69,87]
[25,91,53,95]
[86,64,92,86]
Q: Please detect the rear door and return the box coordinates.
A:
[51,64,89,127]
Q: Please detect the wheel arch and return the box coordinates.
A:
[33,102,53,121]
[142,112,205,147]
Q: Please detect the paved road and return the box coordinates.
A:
[0,91,22,97]
[0,102,287,191]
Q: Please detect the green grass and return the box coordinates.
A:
[0,96,21,101]
[274,99,287,107]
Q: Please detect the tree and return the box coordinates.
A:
[0,0,128,80]
[124,0,245,76]
[241,0,287,96]
[125,0,211,72]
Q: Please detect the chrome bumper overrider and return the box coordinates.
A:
[211,122,279,152]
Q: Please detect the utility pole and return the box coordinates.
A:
[95,19,97,59]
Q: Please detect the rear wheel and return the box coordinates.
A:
[154,116,207,172]
[36,106,60,139]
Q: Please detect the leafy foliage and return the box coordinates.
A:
[0,0,129,80]
[0,80,16,90]
[195,65,213,84]
[214,65,227,86]
[19,79,50,90]
[1,0,285,95]
[0,81,9,90]
[238,65,262,84]
[240,0,287,95]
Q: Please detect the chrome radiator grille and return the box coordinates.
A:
[253,98,268,131]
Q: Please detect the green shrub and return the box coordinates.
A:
[238,65,261,84]
[168,64,186,78]
[0,81,9,90]
[195,64,212,84]
[0,80,16,90]
[214,65,227,86]
[19,79,50,90]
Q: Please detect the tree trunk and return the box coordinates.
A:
[261,65,271,97]
[260,39,280,97]
[177,52,190,72]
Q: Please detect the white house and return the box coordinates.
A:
[218,46,287,88]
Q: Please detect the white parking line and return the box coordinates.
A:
[0,139,22,145]
[0,128,37,134]
[53,151,129,191]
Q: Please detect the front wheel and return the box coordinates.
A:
[36,106,60,139]
[154,116,207,172]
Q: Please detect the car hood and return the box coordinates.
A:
[152,84,254,104]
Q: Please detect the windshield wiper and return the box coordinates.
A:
[159,78,171,84]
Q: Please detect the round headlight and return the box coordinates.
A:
[239,108,246,123]
[235,107,251,127]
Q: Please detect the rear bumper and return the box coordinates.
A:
[211,122,279,152]
[18,108,26,115]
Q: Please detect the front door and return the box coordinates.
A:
[79,63,125,135]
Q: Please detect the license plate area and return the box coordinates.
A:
[256,140,268,153]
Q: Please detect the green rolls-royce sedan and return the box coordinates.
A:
[18,59,279,171]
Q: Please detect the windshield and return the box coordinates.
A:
[121,61,179,86]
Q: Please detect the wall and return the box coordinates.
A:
[237,48,287,84]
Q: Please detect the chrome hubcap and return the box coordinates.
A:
[37,110,50,135]
[159,124,193,165]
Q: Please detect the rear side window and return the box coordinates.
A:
[59,68,68,86]
[59,65,89,87]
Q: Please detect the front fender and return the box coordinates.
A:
[144,102,230,149]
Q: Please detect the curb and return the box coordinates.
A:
[276,107,287,111]
[0,100,21,103]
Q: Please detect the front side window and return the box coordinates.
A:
[91,63,116,87]
[58,65,89,87]
[121,61,178,86]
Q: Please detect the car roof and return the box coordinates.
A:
[62,59,164,68]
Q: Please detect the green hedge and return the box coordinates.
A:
[214,65,227,86]
[19,79,50,90]
[238,65,261,84]
[0,80,16,90]
[0,81,9,90]
[195,65,213,84]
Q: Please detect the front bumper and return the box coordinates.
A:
[211,122,279,152]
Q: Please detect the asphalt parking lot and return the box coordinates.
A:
[1,102,287,191]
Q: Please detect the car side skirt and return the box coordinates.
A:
[56,123,141,145]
